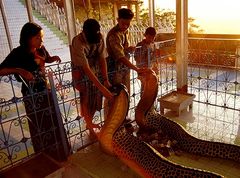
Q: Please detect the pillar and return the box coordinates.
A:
[176,0,188,92]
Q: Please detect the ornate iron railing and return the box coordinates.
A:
[1,37,240,171]
[0,39,176,170]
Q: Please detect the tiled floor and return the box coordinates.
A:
[66,144,140,178]
[62,102,240,178]
[165,102,240,146]
[163,103,240,178]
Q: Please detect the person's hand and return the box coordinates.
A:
[152,63,159,75]
[104,80,112,89]
[104,90,114,100]
[51,56,61,63]
[136,67,153,75]
[127,46,136,53]
[34,53,45,67]
[136,67,146,73]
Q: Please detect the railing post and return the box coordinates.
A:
[236,46,240,68]
[48,72,70,159]
[0,0,13,51]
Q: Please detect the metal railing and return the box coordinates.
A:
[0,39,176,170]
[1,36,240,171]
[188,37,240,110]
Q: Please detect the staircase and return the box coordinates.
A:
[0,0,70,63]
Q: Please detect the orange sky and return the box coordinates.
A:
[142,0,240,34]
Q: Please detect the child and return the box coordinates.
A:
[135,27,158,74]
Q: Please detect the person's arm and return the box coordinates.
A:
[118,56,140,72]
[0,68,34,81]
[98,40,111,88]
[71,36,113,100]
[0,48,34,81]
[47,56,61,63]
[82,64,113,100]
[40,46,61,63]
[99,56,112,89]
[108,34,140,73]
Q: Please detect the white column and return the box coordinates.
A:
[176,0,188,92]
[25,0,33,22]
[0,0,12,51]
[148,0,155,27]
[63,0,77,44]
[113,3,118,25]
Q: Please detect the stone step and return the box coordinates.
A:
[0,153,62,178]
[1,0,69,62]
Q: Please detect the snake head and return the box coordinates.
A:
[138,68,157,85]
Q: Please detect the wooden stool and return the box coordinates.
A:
[158,91,195,116]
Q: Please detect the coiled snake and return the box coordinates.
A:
[99,70,240,178]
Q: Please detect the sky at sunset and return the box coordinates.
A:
[142,0,240,34]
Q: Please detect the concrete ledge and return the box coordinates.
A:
[0,153,61,178]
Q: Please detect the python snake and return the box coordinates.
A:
[99,70,240,178]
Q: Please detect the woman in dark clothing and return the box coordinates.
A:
[0,22,69,161]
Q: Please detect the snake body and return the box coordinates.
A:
[99,70,240,177]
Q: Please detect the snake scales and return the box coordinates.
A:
[99,70,240,178]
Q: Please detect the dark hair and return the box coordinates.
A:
[145,27,156,36]
[83,19,101,44]
[118,8,134,20]
[83,18,100,33]
[19,22,42,48]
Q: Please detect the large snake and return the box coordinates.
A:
[99,70,240,178]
